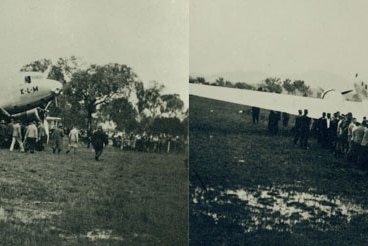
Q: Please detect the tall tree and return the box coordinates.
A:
[64,63,137,136]
[215,77,225,87]
[160,94,185,118]
[189,76,196,83]
[150,117,187,136]
[196,77,206,84]
[136,81,165,118]
[20,56,82,83]
[55,56,82,83]
[20,58,52,73]
[234,82,255,90]
[293,80,311,96]
[225,80,233,88]
[282,78,295,94]
[100,97,138,132]
[263,77,282,93]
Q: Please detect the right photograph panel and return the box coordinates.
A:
[189,1,368,245]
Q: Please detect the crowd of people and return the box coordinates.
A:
[264,109,368,168]
[0,118,186,160]
[310,111,368,167]
[111,132,187,154]
[251,107,290,134]
[4,119,47,153]
[2,119,109,161]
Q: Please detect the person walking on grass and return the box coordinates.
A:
[91,126,108,161]
[9,119,24,152]
[24,121,38,153]
[37,121,46,151]
[300,109,311,149]
[66,126,79,154]
[293,109,303,145]
[52,123,64,154]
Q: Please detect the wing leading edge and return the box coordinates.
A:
[190,84,367,120]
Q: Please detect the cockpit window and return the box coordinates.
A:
[25,76,31,83]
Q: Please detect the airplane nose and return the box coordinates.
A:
[53,88,63,95]
[50,79,63,95]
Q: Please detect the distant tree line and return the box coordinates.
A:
[21,57,188,137]
[189,76,312,96]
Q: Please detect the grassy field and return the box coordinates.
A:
[189,95,368,245]
[0,143,188,245]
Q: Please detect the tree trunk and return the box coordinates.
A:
[87,111,92,148]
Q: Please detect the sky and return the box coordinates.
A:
[190,0,368,84]
[0,0,188,107]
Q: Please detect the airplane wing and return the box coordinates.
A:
[190,84,368,120]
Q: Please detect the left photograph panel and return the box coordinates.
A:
[0,0,188,245]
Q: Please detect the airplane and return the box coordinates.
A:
[0,69,63,140]
[0,70,62,120]
[190,83,368,121]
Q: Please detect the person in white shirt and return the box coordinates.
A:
[24,121,38,153]
[9,120,24,152]
[66,126,79,154]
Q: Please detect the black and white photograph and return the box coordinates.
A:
[190,0,368,245]
[0,0,188,245]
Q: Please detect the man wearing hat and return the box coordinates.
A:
[293,109,303,145]
[52,122,64,154]
[299,109,311,149]
[91,125,108,161]
[24,121,38,153]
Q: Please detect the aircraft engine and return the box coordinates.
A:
[11,108,43,123]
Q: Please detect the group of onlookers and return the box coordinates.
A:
[293,109,312,149]
[321,111,368,167]
[292,110,368,167]
[112,132,186,154]
[0,118,184,159]
[257,108,368,167]
[1,119,109,161]
[4,119,73,154]
[266,111,290,135]
[4,119,47,153]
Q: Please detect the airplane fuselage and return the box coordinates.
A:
[0,73,62,115]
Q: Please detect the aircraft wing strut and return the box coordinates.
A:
[0,107,11,117]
